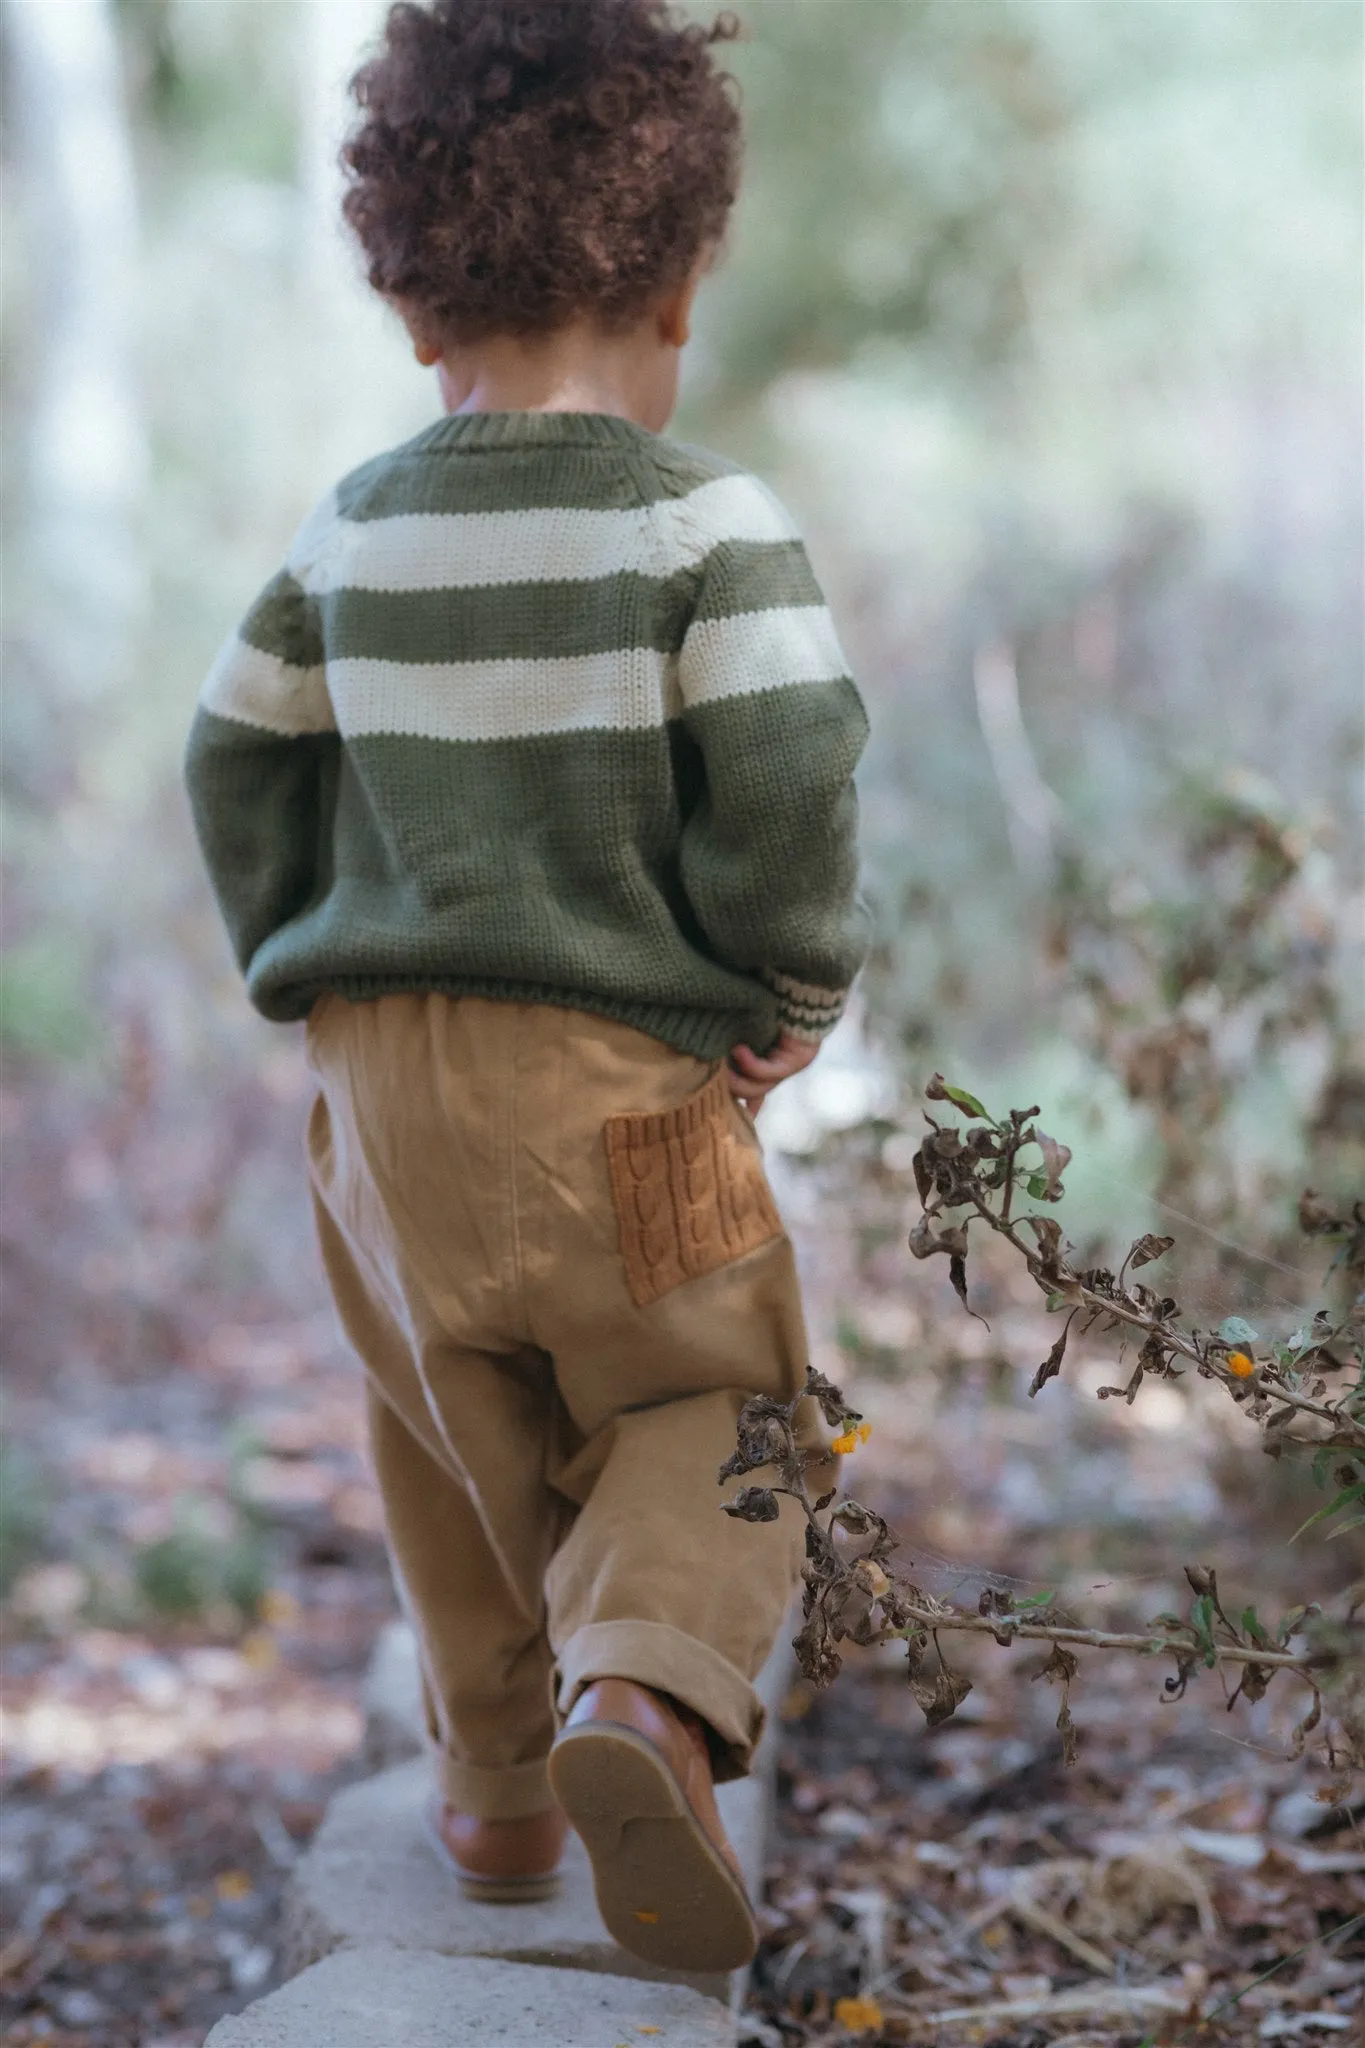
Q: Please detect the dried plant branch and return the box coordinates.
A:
[720,1078,1364,1771]
[832,1605,1326,1674]
[955,1183,1355,1439]
[720,1369,1342,1758]
[910,1077,1364,1462]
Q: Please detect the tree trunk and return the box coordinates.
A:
[6,0,147,697]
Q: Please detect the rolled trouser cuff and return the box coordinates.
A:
[434,1751,554,1819]
[554,1620,764,1782]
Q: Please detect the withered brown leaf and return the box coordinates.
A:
[911,1664,974,1728]
[721,1486,781,1523]
[804,1366,855,1429]
[792,1608,842,1688]
[1033,1129,1072,1199]
[1030,1316,1074,1397]
[1032,1642,1081,1764]
[1129,1233,1176,1269]
[949,1250,990,1327]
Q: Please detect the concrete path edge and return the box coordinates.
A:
[204,1620,794,2043]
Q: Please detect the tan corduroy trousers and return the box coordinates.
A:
[304,994,816,1819]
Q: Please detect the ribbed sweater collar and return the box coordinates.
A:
[413,410,661,455]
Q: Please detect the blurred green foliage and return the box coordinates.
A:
[0,937,94,1061]
[701,0,1069,392]
[114,0,297,180]
[132,1498,269,1623]
[130,1427,272,1623]
[0,1431,48,1597]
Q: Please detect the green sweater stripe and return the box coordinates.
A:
[240,571,325,669]
[289,542,821,669]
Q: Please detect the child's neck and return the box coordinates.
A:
[432,318,679,435]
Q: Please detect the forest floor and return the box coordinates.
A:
[0,1043,1360,2046]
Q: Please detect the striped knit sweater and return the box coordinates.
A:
[184,410,869,1061]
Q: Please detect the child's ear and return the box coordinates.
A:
[391,296,444,368]
[657,253,710,350]
[656,289,690,351]
[410,321,444,369]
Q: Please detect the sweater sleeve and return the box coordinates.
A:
[674,481,871,1042]
[183,553,335,988]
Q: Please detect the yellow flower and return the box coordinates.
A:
[240,1628,279,1671]
[856,1421,872,1443]
[831,1431,857,1455]
[1226,1350,1256,1378]
[834,1993,885,2033]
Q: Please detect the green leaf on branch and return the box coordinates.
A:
[1289,1482,1365,1544]
[925,1074,990,1120]
[1190,1594,1219,1666]
[1240,1605,1271,1648]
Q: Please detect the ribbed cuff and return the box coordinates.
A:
[434,1751,554,1819]
[758,970,848,1043]
[554,1620,765,1783]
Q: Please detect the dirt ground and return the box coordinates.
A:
[742,1139,1364,2045]
[744,1582,1363,2048]
[1,1044,1360,2044]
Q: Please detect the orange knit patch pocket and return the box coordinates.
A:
[604,1068,784,1308]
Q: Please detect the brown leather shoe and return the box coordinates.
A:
[425,1800,567,1904]
[547,1678,757,1972]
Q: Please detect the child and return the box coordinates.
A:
[185,0,867,1975]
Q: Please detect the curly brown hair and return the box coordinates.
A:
[340,0,742,344]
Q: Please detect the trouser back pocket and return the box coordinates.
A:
[603,1067,784,1308]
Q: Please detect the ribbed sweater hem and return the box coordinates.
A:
[259,971,774,1061]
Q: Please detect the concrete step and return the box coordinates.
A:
[286,1624,788,2008]
[357,1619,426,1775]
[204,1943,737,2047]
[282,1756,741,2004]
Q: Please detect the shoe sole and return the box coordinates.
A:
[548,1721,757,1974]
[422,1797,563,1905]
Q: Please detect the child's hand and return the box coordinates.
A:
[727,1030,819,1111]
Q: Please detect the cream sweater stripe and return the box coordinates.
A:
[202,601,849,741]
[292,472,797,598]
[326,647,678,743]
[679,606,849,709]
[200,636,334,736]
